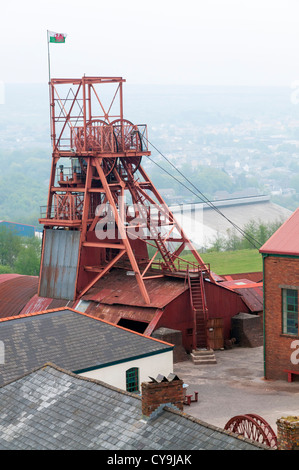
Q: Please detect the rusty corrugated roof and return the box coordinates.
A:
[0,274,39,318]
[85,302,159,324]
[220,279,263,313]
[221,272,263,283]
[82,268,188,308]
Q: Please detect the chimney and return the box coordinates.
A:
[276,416,299,450]
[141,373,184,418]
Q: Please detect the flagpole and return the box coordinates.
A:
[47,30,51,83]
[47,30,52,146]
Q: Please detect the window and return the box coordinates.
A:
[126,367,139,393]
[282,289,299,335]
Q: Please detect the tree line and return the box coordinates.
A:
[207,219,283,252]
[0,227,41,276]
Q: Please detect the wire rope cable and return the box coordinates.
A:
[144,137,262,250]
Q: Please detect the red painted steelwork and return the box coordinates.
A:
[38,76,213,323]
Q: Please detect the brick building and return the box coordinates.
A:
[260,207,299,381]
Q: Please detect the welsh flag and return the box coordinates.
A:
[48,31,67,43]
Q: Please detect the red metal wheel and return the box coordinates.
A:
[110,119,143,152]
[224,414,277,448]
[80,120,117,177]
[110,119,142,177]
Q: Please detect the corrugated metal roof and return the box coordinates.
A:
[221,272,263,283]
[85,302,159,324]
[220,279,263,313]
[0,275,38,318]
[20,294,74,315]
[82,268,188,308]
[260,207,299,256]
[0,274,22,285]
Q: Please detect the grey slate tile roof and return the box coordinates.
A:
[0,308,173,386]
[0,363,267,450]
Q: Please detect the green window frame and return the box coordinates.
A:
[282,288,299,335]
[126,367,139,393]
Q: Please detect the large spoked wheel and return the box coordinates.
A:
[82,119,117,177]
[224,414,277,448]
[110,119,142,177]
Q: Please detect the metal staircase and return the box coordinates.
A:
[188,269,208,348]
[187,268,216,364]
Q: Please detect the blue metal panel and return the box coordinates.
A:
[0,221,35,237]
[39,229,81,300]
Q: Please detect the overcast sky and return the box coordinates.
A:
[1,0,299,86]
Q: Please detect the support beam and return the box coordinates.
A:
[94,158,151,305]
[78,249,126,298]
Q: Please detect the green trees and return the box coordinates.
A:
[208,219,283,252]
[0,227,41,276]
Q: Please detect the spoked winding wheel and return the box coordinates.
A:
[81,119,117,177]
[224,414,277,448]
[111,119,142,177]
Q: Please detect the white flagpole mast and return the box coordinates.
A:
[46,30,52,145]
[47,30,51,83]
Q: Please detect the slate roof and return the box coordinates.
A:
[0,363,267,450]
[0,308,173,386]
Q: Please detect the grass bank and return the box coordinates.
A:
[185,249,262,275]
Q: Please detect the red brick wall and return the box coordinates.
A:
[277,417,299,450]
[141,379,184,417]
[264,255,299,380]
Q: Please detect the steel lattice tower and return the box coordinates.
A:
[38,76,213,309]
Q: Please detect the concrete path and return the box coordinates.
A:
[174,346,299,435]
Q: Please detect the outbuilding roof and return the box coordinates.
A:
[259,207,299,256]
[82,268,188,308]
[220,279,263,313]
[0,363,266,450]
[0,308,173,386]
[0,274,38,319]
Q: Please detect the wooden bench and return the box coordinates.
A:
[284,369,299,383]
[184,391,198,406]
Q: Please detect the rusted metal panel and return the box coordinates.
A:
[82,268,188,308]
[39,229,80,300]
[221,272,263,283]
[220,279,263,313]
[19,294,53,315]
[0,275,38,318]
[0,274,21,285]
[85,302,158,324]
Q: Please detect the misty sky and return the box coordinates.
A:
[1,0,299,86]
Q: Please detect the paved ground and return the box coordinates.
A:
[174,346,299,434]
